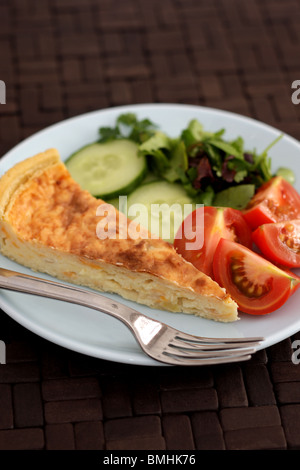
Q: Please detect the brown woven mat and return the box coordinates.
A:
[1,0,300,451]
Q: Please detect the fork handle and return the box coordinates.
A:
[0,267,142,330]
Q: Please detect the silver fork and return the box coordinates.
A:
[0,267,264,366]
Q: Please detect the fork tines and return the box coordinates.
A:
[159,333,264,366]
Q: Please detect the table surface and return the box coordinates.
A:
[1,0,300,451]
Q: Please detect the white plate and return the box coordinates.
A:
[1,103,300,366]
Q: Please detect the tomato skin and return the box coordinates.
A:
[277,266,300,297]
[174,206,252,279]
[243,205,275,230]
[213,238,300,315]
[252,220,300,268]
[243,176,300,231]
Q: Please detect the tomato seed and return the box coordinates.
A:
[230,257,270,298]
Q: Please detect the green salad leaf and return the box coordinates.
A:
[99,113,157,144]
[98,114,286,210]
[213,184,256,210]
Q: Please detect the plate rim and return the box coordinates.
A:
[2,102,300,164]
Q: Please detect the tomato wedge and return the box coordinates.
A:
[243,176,300,230]
[213,238,300,315]
[174,206,252,279]
[252,219,300,268]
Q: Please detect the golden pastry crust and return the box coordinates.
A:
[0,149,238,322]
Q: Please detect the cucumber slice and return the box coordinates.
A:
[65,139,147,199]
[126,181,195,243]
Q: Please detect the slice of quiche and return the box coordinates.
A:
[0,148,238,322]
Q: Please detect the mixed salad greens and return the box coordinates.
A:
[97,112,290,210]
[65,112,295,242]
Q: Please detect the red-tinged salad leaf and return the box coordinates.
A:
[180,119,281,189]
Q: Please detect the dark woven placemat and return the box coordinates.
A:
[1,0,300,451]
